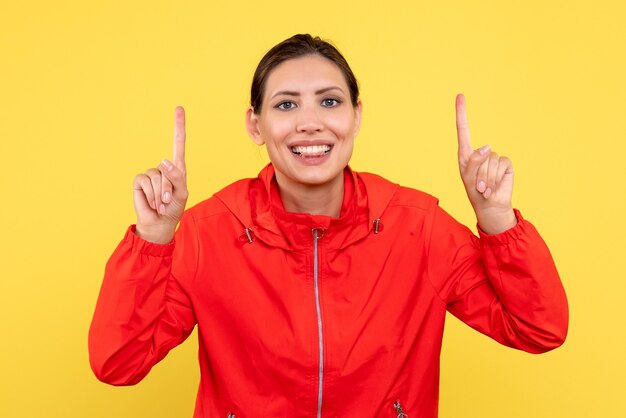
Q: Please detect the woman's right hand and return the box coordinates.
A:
[132,106,189,244]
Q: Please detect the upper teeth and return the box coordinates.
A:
[291,145,331,155]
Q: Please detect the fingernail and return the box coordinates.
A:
[478,181,486,192]
[163,192,171,203]
[484,187,492,198]
[161,160,173,171]
[479,145,490,155]
[159,204,166,215]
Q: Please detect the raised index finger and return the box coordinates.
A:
[173,106,186,172]
[455,94,472,161]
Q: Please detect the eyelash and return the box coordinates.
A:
[276,101,296,110]
[322,98,341,107]
[274,98,342,111]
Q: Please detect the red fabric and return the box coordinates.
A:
[89,164,568,417]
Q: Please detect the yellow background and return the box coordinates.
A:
[1,0,625,416]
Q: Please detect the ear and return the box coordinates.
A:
[246,107,265,145]
[353,100,363,138]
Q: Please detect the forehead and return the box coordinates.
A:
[264,55,348,96]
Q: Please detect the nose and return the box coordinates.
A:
[296,105,323,133]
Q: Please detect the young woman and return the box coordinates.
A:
[89,34,568,418]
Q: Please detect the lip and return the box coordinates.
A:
[287,140,334,166]
[287,139,334,148]
[291,150,332,166]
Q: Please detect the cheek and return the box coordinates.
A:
[261,117,292,144]
[329,122,356,140]
[325,112,358,138]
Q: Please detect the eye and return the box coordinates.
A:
[275,101,296,111]
[321,98,341,108]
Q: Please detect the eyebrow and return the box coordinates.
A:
[270,86,344,100]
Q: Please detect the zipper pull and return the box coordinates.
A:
[393,400,408,417]
[238,228,254,243]
[373,218,383,234]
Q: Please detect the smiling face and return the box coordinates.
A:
[246,54,362,194]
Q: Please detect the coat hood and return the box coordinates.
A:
[213,164,399,251]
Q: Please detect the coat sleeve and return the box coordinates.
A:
[426,207,568,353]
[88,212,198,385]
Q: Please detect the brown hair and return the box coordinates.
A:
[250,34,360,114]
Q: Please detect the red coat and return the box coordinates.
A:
[89,164,568,418]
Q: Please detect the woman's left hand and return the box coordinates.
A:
[455,94,517,234]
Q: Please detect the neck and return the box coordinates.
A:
[275,172,344,218]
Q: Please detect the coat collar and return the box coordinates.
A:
[214,164,399,251]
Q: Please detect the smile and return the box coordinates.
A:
[290,145,332,156]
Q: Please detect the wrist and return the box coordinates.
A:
[476,208,517,235]
[135,223,176,244]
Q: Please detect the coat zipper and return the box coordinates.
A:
[393,400,408,417]
[312,228,325,418]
